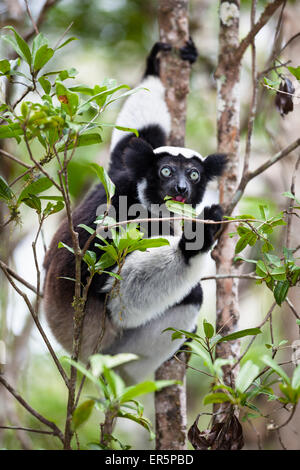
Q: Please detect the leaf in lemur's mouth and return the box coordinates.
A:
[164,196,197,218]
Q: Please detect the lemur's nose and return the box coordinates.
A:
[175,184,188,195]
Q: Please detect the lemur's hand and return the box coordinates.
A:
[179,204,223,261]
[179,37,198,64]
[203,204,223,247]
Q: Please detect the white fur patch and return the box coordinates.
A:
[110,76,171,150]
[154,146,204,161]
[106,235,208,329]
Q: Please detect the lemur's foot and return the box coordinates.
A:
[144,42,171,77]
[179,37,198,64]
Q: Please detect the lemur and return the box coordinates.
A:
[43,41,226,383]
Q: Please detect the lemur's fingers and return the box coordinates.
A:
[179,37,198,64]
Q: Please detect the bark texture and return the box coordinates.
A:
[154,0,191,450]
[213,0,241,418]
[157,0,191,147]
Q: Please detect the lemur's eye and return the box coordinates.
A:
[160,166,172,178]
[189,169,200,181]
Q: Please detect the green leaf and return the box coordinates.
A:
[203,392,232,405]
[72,400,94,430]
[235,232,256,254]
[203,319,214,339]
[0,123,23,139]
[120,380,177,403]
[291,365,300,390]
[22,194,41,213]
[33,44,54,71]
[61,356,101,388]
[236,360,260,393]
[58,241,74,254]
[18,177,53,203]
[282,191,300,205]
[263,76,281,90]
[58,133,102,152]
[83,250,97,267]
[287,66,300,81]
[218,328,262,343]
[117,410,155,440]
[256,260,268,278]
[89,353,138,378]
[90,163,115,202]
[132,238,169,252]
[55,37,78,51]
[259,205,268,220]
[262,355,290,384]
[273,280,289,306]
[3,26,32,65]
[103,367,125,398]
[56,81,79,118]
[0,59,10,75]
[270,267,286,281]
[0,175,14,201]
[38,76,51,94]
[43,201,64,217]
[165,197,197,218]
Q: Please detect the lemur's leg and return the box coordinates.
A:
[104,284,202,383]
[110,39,198,151]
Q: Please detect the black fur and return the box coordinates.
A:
[179,204,224,263]
[179,37,198,64]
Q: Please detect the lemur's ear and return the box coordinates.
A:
[203,153,227,181]
[124,137,155,180]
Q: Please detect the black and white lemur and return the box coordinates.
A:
[44,41,227,382]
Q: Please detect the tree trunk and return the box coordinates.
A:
[213,0,241,420]
[154,0,191,450]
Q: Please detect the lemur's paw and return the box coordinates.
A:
[179,37,198,64]
[204,204,224,236]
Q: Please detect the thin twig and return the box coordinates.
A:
[0,375,64,444]
[0,259,39,296]
[0,425,57,436]
[235,0,286,63]
[227,137,300,215]
[0,149,32,169]
[285,155,300,248]
[242,0,258,179]
[232,301,277,369]
[24,0,39,35]
[0,262,68,387]
[285,298,300,320]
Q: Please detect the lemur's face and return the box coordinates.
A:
[150,153,205,206]
[124,139,227,210]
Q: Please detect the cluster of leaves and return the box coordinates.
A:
[0,26,139,222]
[228,200,300,306]
[167,320,300,433]
[63,353,178,449]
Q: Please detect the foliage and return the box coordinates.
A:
[63,353,178,449]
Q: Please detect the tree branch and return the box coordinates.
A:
[0,375,64,444]
[235,0,286,63]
